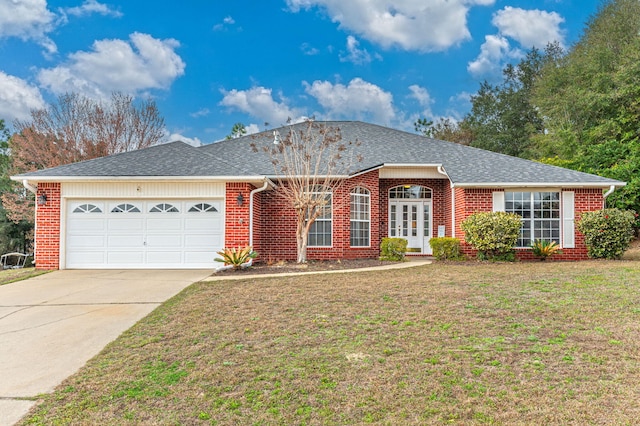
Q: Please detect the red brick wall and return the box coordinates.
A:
[35,183,61,270]
[454,187,602,261]
[224,182,253,248]
[257,170,381,261]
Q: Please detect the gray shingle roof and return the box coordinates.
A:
[13,141,248,178]
[14,121,624,187]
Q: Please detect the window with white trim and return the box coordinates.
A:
[111,203,140,213]
[149,203,179,213]
[505,191,560,247]
[73,204,102,213]
[307,191,332,247]
[350,187,370,247]
[188,203,218,213]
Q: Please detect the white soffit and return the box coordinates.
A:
[62,181,226,198]
[379,166,446,179]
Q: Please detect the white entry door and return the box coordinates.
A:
[389,201,432,254]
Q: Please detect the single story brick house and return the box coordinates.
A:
[13,121,625,269]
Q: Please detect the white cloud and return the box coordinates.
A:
[304,78,395,124]
[340,36,373,64]
[63,0,122,18]
[37,32,186,98]
[213,15,236,31]
[492,7,565,48]
[190,108,210,118]
[219,86,303,126]
[408,84,434,118]
[286,0,495,52]
[245,123,261,135]
[0,71,46,122]
[167,132,202,147]
[0,0,57,53]
[301,42,320,55]
[467,34,519,79]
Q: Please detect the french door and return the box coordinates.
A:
[389,201,432,254]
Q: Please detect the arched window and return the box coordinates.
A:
[389,185,432,199]
[149,203,179,213]
[188,203,218,212]
[350,187,370,247]
[73,204,102,213]
[111,203,140,213]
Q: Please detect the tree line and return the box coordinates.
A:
[417,0,640,214]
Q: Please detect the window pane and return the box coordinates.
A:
[506,191,560,247]
[307,191,332,247]
[350,188,370,247]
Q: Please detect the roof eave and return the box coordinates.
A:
[11,175,270,184]
[451,181,627,189]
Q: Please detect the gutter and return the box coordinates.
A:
[603,185,616,208]
[249,179,272,246]
[437,167,456,238]
[22,179,37,194]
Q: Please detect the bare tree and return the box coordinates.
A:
[3,92,165,223]
[253,120,362,263]
[10,92,164,172]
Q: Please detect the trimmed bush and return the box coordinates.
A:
[429,237,464,261]
[577,208,635,259]
[460,212,522,261]
[380,237,408,261]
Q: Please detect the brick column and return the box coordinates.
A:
[35,183,61,270]
[224,182,253,248]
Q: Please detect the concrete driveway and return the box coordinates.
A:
[0,269,211,426]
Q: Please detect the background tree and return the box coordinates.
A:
[4,92,165,224]
[252,120,362,263]
[0,119,32,254]
[226,122,247,140]
[414,117,474,145]
[532,0,640,213]
[463,44,561,158]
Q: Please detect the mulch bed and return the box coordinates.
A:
[213,258,402,275]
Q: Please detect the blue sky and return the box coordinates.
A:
[0,0,602,145]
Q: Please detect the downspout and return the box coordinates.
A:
[249,180,270,246]
[22,179,37,194]
[603,185,616,208]
[437,166,456,238]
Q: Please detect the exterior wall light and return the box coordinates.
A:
[37,194,47,206]
[237,193,244,206]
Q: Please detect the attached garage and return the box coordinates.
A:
[65,199,223,269]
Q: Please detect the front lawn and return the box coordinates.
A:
[0,267,48,286]
[22,261,640,425]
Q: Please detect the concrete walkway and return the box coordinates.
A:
[0,269,211,426]
[202,257,432,281]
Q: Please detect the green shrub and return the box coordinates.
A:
[380,237,408,261]
[531,240,562,261]
[429,237,464,261]
[460,212,522,261]
[576,208,636,259]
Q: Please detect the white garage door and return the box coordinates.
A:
[65,200,223,269]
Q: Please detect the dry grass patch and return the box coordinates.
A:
[0,267,48,286]
[21,261,640,425]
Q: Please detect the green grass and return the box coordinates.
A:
[20,260,640,425]
[0,267,48,286]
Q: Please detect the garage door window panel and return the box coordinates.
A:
[111,203,140,213]
[73,204,102,213]
[150,203,179,213]
[189,203,218,212]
